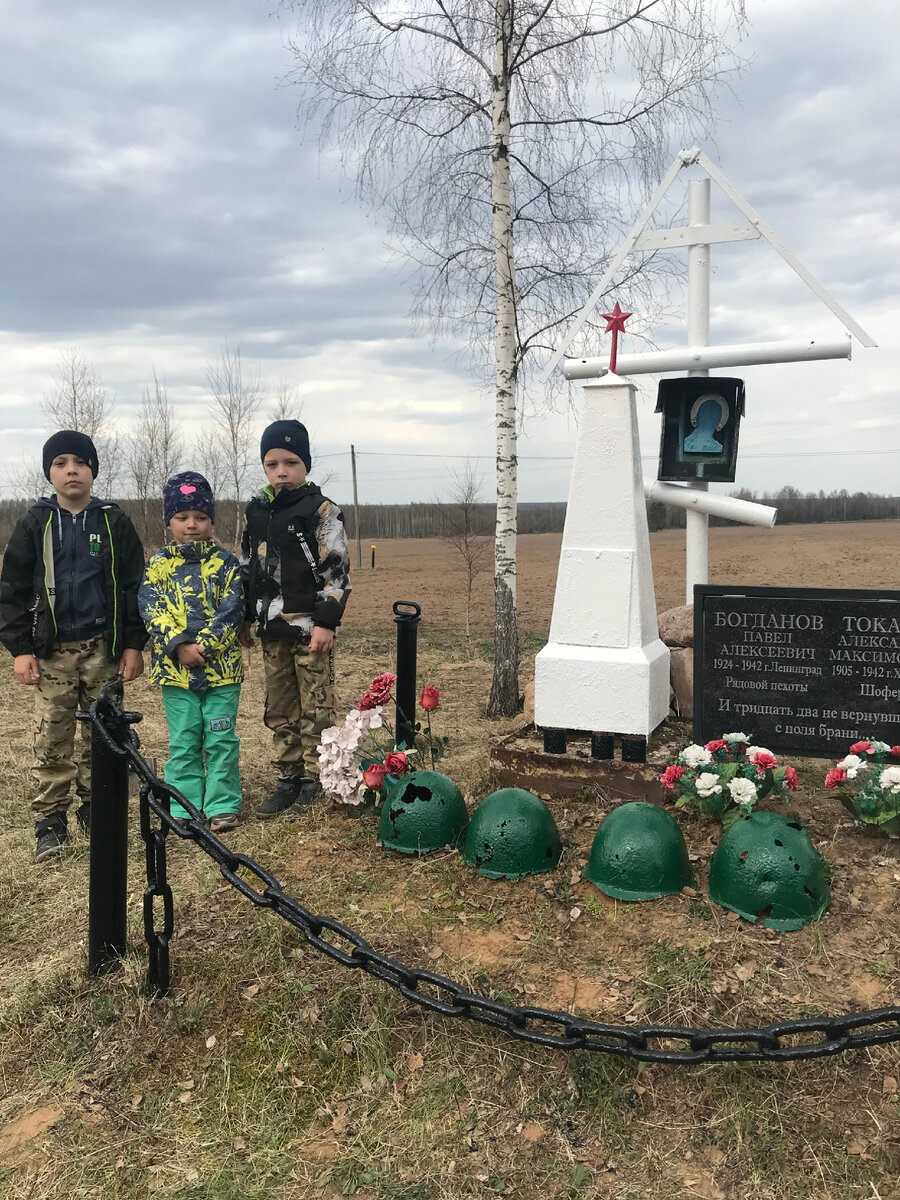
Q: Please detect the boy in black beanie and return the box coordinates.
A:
[240,420,351,816]
[0,430,147,861]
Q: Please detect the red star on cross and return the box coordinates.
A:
[600,301,632,374]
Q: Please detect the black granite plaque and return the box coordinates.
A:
[694,586,900,758]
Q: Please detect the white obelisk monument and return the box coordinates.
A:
[534,371,670,738]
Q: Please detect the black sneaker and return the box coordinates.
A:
[35,813,69,862]
[75,802,91,836]
[282,778,325,818]
[255,774,304,819]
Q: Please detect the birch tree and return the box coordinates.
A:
[43,347,121,497]
[285,0,744,715]
[206,345,263,545]
[126,371,182,545]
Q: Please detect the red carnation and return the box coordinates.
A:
[384,750,409,776]
[660,764,685,789]
[751,751,778,774]
[824,767,847,789]
[367,672,396,705]
[358,691,378,711]
[785,766,798,791]
[362,762,388,789]
[850,740,873,754]
[892,746,900,758]
[705,739,727,753]
[420,685,441,712]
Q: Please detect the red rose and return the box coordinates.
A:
[824,767,847,789]
[660,764,685,789]
[705,739,727,753]
[785,766,798,791]
[367,672,396,705]
[420,686,441,712]
[362,762,388,789]
[384,750,409,776]
[850,740,872,754]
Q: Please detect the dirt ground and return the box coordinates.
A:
[343,520,900,640]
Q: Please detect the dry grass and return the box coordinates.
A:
[1,526,900,1198]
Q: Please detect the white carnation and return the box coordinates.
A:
[836,754,869,780]
[879,767,900,795]
[681,744,713,768]
[695,772,723,798]
[870,741,890,755]
[722,732,750,743]
[745,745,773,762]
[728,777,758,807]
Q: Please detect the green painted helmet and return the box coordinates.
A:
[377,770,468,855]
[707,810,830,931]
[583,802,694,901]
[462,788,562,879]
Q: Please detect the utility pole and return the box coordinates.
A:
[350,444,362,569]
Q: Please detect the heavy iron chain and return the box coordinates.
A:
[89,689,900,1065]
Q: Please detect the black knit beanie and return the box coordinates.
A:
[260,420,311,472]
[42,430,99,479]
[163,471,215,525]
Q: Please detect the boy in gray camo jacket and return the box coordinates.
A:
[239,420,350,817]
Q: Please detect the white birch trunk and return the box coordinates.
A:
[487,0,520,718]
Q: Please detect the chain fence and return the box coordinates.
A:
[85,685,900,1066]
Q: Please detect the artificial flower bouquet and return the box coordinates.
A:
[317,672,447,806]
[824,739,900,831]
[660,732,798,823]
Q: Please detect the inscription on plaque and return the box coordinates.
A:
[694,586,900,758]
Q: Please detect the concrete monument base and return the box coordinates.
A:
[535,640,670,738]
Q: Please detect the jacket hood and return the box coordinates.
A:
[33,495,109,515]
[157,539,221,563]
[255,481,323,507]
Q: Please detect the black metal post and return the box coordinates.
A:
[393,601,421,751]
[542,728,567,755]
[621,735,647,764]
[591,732,615,760]
[371,544,376,569]
[88,699,130,975]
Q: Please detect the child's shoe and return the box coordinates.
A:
[282,778,324,818]
[35,813,70,862]
[208,812,240,834]
[255,774,304,819]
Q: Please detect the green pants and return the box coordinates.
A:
[161,684,241,819]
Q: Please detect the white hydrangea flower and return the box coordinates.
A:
[836,753,869,780]
[681,744,713,768]
[879,767,900,795]
[695,772,723,798]
[728,777,757,807]
[722,732,750,743]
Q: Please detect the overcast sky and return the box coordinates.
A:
[0,0,897,507]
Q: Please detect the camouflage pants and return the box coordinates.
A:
[261,637,335,777]
[32,637,118,816]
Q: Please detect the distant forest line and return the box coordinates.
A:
[2,487,899,553]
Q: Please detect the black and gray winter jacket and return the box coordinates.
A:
[241,481,350,640]
[0,496,148,660]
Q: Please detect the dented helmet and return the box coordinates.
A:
[707,810,830,932]
[583,801,694,901]
[462,788,562,879]
[377,770,468,855]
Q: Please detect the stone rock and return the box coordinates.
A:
[670,648,694,719]
[658,604,694,648]
[522,680,535,725]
